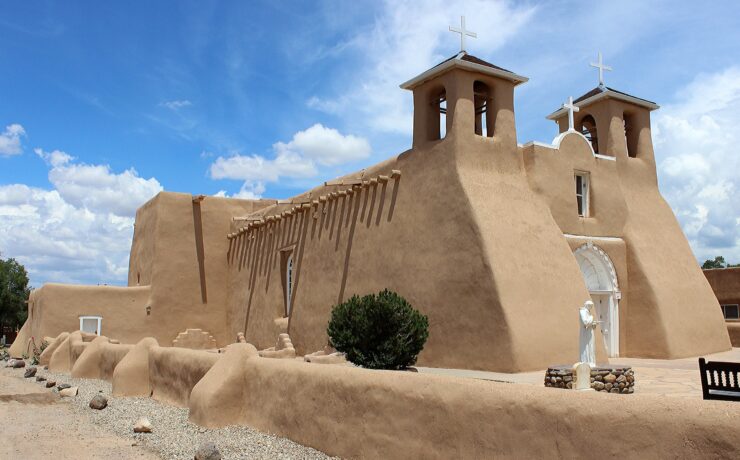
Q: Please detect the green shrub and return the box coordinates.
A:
[327,289,429,370]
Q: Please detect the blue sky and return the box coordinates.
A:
[1,0,739,286]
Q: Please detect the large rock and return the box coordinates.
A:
[194,441,221,460]
[57,383,71,391]
[6,359,25,368]
[89,394,108,410]
[36,375,47,382]
[133,417,152,433]
[45,380,57,388]
[24,367,37,378]
[59,386,78,397]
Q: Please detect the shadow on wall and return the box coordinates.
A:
[226,175,402,332]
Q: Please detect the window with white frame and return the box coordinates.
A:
[721,304,739,320]
[575,172,590,217]
[79,316,102,335]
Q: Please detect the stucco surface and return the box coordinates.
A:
[189,354,740,459]
[112,337,159,397]
[148,346,220,407]
[48,333,73,372]
[39,332,68,366]
[189,343,259,426]
[71,336,133,381]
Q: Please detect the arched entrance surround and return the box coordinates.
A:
[574,242,621,357]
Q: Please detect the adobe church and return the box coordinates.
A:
[11,34,731,371]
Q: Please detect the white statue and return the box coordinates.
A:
[579,301,598,366]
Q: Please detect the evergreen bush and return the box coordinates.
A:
[327,289,429,370]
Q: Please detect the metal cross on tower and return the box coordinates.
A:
[449,16,477,52]
[590,52,612,87]
[563,96,580,132]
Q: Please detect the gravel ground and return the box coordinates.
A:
[27,367,335,460]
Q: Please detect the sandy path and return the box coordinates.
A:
[0,369,159,460]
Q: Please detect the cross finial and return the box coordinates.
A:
[449,16,477,52]
[590,52,612,87]
[563,96,580,132]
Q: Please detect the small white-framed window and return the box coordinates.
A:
[721,304,739,320]
[285,254,294,316]
[79,316,102,335]
[575,172,590,217]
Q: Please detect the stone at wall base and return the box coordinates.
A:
[544,365,635,394]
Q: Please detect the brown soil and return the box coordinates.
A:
[0,369,159,460]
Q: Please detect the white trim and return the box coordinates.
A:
[400,55,528,90]
[79,315,102,336]
[575,172,590,218]
[593,153,617,161]
[573,244,620,357]
[564,234,623,242]
[285,254,294,316]
[519,141,556,150]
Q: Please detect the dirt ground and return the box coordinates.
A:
[0,369,159,460]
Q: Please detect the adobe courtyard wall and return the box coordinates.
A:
[189,347,739,459]
[148,346,220,407]
[703,267,740,306]
[33,333,740,459]
[704,267,740,346]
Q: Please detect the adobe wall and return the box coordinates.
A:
[228,69,604,372]
[189,350,740,459]
[13,284,151,354]
[703,267,740,306]
[538,99,730,359]
[129,192,273,347]
[148,346,220,407]
[704,268,740,346]
[611,103,730,358]
[34,333,740,459]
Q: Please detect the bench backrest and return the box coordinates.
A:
[699,358,740,401]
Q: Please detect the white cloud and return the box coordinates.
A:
[307,0,536,135]
[209,123,370,198]
[276,123,371,166]
[159,99,192,110]
[655,66,740,263]
[34,148,163,217]
[0,123,26,156]
[0,151,163,286]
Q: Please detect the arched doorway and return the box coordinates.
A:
[574,243,620,357]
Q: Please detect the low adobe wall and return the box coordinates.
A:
[148,346,220,407]
[112,337,159,397]
[190,349,740,459]
[71,337,133,381]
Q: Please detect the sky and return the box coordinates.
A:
[1,0,739,287]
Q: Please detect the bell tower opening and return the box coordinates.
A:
[431,87,447,140]
[579,114,599,153]
[474,81,493,137]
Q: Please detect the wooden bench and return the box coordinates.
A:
[699,358,740,401]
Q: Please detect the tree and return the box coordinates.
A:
[0,256,30,332]
[701,256,740,269]
[327,289,429,370]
